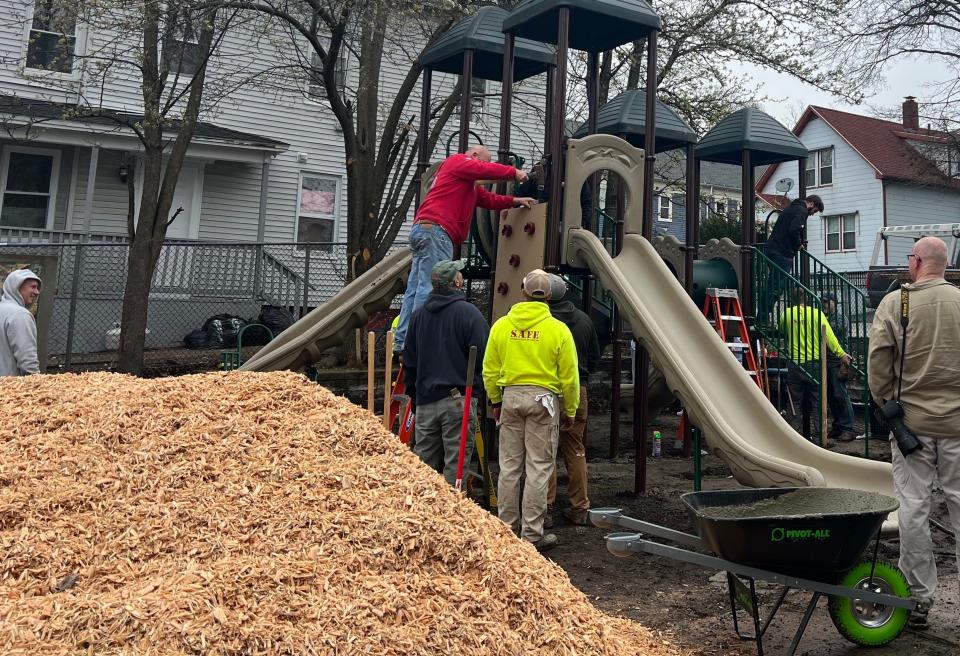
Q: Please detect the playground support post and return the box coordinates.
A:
[454,49,475,261]
[580,50,601,314]
[693,428,703,491]
[683,144,699,457]
[367,331,376,413]
[797,155,811,439]
[820,331,828,446]
[415,67,432,211]
[610,144,627,459]
[545,6,570,270]
[633,30,658,496]
[495,31,516,273]
[798,156,810,286]
[544,66,554,159]
[740,149,754,317]
[383,330,394,428]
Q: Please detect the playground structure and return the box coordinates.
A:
[241,0,893,526]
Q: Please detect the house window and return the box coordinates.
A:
[296,173,338,252]
[25,0,77,73]
[471,77,487,116]
[714,200,726,216]
[308,39,348,100]
[163,10,203,76]
[656,194,671,221]
[805,147,834,188]
[0,147,60,229]
[825,213,856,253]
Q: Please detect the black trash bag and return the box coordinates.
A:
[203,314,247,348]
[184,329,212,350]
[259,305,295,336]
[242,323,273,346]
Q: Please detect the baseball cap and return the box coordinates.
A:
[431,259,465,288]
[521,269,552,299]
[548,274,568,301]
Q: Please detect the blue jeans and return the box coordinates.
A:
[826,361,855,433]
[394,222,453,351]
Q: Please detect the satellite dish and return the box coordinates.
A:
[775,178,794,193]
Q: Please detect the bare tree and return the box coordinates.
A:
[3,0,249,374]
[828,0,960,135]
[212,0,490,278]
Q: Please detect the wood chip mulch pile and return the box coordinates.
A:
[0,372,688,655]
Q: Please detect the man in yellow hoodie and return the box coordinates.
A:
[779,288,851,443]
[483,269,579,551]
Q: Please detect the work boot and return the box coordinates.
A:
[562,508,589,526]
[909,600,931,630]
[835,431,856,443]
[534,533,559,552]
[543,505,555,529]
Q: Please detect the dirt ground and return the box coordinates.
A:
[541,408,959,656]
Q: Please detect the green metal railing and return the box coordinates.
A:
[753,247,872,452]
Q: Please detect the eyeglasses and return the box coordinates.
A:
[907,254,921,263]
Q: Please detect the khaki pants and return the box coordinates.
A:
[548,386,589,514]
[497,385,559,543]
[891,434,960,605]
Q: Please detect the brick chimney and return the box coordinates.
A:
[902,96,919,130]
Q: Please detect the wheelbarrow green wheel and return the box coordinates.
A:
[828,560,911,647]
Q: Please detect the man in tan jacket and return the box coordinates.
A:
[868,236,960,630]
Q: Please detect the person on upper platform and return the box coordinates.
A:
[393,146,535,353]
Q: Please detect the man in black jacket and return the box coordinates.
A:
[402,260,489,485]
[545,274,601,525]
[757,195,824,321]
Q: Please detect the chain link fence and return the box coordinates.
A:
[0,240,402,374]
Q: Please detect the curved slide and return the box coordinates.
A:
[240,249,411,372]
[566,229,895,519]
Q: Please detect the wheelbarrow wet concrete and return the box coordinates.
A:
[589,488,916,656]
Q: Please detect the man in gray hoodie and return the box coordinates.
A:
[0,269,42,376]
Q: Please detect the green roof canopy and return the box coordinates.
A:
[421,6,556,82]
[503,0,661,53]
[572,89,696,153]
[695,108,808,166]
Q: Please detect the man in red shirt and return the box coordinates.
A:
[393,145,535,352]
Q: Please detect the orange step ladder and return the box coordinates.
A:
[702,287,764,392]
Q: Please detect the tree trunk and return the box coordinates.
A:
[116,205,164,375]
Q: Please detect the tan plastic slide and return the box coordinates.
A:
[566,228,896,528]
[240,249,411,372]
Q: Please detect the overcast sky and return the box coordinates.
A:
[733,56,954,128]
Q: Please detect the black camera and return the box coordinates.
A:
[875,400,923,456]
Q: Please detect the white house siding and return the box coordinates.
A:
[760,116,883,271]
[199,160,262,242]
[71,148,131,234]
[884,182,960,264]
[0,6,546,249]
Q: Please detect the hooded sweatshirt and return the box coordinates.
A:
[483,301,580,417]
[415,154,518,246]
[548,298,601,382]
[0,269,41,376]
[868,278,960,439]
[402,288,489,407]
[765,198,808,258]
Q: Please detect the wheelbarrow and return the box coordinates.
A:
[589,487,914,656]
